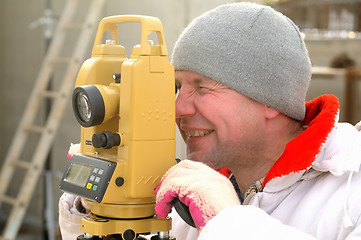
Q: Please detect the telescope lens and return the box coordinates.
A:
[72,85,105,127]
[77,92,91,122]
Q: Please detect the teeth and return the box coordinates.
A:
[185,130,212,137]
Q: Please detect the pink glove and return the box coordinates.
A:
[67,143,81,160]
[155,160,240,230]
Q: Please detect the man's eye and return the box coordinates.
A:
[197,86,211,93]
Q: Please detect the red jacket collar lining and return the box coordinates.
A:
[263,94,339,186]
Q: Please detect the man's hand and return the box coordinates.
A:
[155,160,240,230]
[65,143,91,214]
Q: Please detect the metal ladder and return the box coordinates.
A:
[0,0,106,239]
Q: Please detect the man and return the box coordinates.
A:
[60,2,361,239]
[154,2,361,239]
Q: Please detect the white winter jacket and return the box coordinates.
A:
[59,95,361,240]
[170,95,361,240]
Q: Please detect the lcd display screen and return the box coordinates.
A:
[65,163,93,187]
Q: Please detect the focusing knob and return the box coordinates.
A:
[92,132,121,149]
[92,133,106,148]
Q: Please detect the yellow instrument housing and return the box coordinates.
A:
[72,15,175,236]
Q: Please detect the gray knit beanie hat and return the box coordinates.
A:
[171,2,312,121]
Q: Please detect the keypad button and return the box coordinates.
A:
[95,177,101,183]
[86,183,92,189]
[93,168,99,174]
[98,169,104,175]
[89,175,95,181]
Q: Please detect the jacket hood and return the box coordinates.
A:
[263,94,361,192]
[312,122,361,175]
[264,94,339,186]
[246,95,361,233]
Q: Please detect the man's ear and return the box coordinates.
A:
[264,106,280,120]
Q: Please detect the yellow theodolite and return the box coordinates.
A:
[59,15,176,240]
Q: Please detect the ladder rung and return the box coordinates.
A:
[0,0,107,238]
[51,57,72,64]
[40,90,59,98]
[23,124,45,133]
[11,160,31,169]
[0,195,16,205]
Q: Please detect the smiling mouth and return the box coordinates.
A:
[184,130,213,138]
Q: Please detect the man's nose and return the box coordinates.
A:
[175,90,196,119]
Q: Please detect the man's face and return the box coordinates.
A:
[175,71,267,169]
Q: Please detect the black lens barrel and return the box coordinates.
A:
[72,85,105,127]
